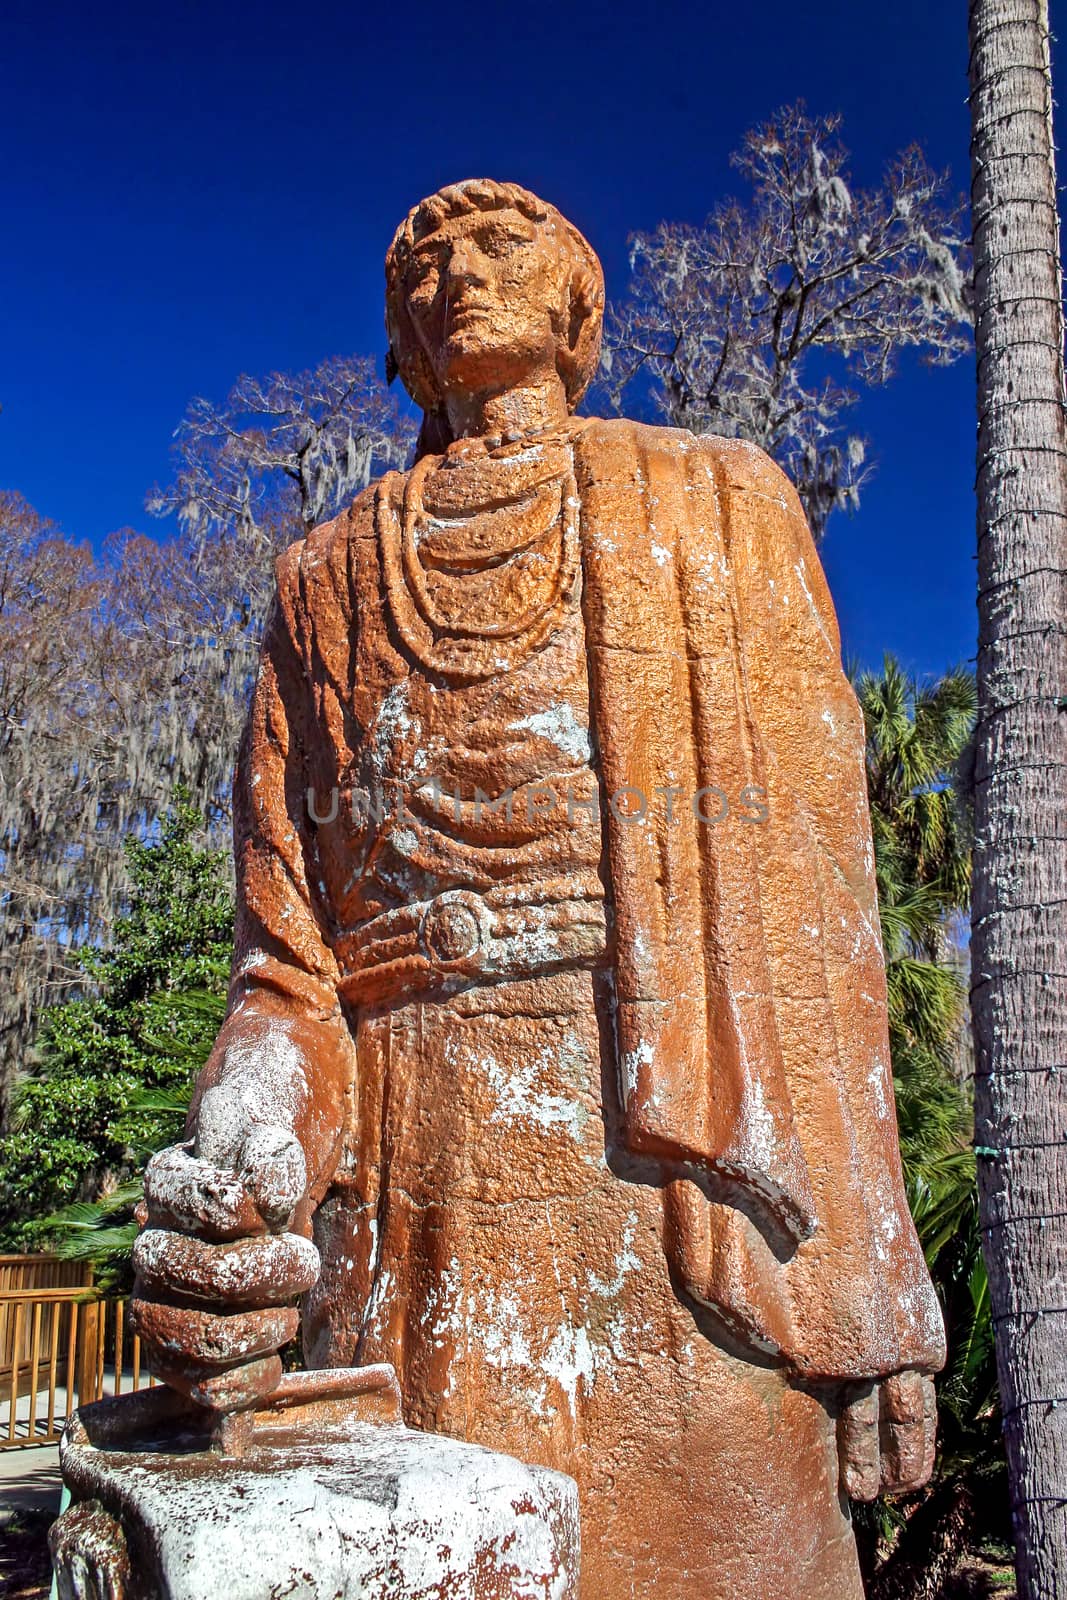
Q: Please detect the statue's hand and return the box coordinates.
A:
[131,1091,321,1412]
[837,1371,937,1500]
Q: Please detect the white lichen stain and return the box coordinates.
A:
[477,1285,534,1371]
[484,1048,585,1141]
[372,680,420,779]
[540,1322,596,1419]
[793,560,832,648]
[740,1075,777,1173]
[867,1060,890,1120]
[620,1039,654,1104]
[390,826,419,859]
[509,703,593,765]
[236,949,268,977]
[587,1213,645,1368]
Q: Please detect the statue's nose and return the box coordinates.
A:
[447,240,488,288]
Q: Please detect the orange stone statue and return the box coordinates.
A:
[132,180,945,1598]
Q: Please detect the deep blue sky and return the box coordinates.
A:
[3,0,989,677]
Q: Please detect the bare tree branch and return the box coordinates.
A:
[601,105,973,538]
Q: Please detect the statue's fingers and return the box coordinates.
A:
[151,1352,284,1413]
[130,1298,299,1368]
[879,1372,937,1493]
[142,1145,265,1241]
[837,1384,881,1501]
[876,1369,934,1491]
[880,1370,927,1425]
[879,1416,926,1492]
[192,1085,247,1172]
[132,1229,320,1309]
[237,1124,307,1229]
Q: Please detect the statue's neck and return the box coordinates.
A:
[443,376,570,445]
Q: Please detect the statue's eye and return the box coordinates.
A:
[408,246,446,289]
[481,228,532,259]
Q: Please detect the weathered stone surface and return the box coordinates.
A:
[50,1499,132,1599]
[123,179,946,1597]
[132,1228,318,1307]
[128,1296,299,1367]
[53,1376,579,1600]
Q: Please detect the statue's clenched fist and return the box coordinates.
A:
[131,1089,321,1412]
[837,1371,937,1500]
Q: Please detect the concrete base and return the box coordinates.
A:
[50,1369,579,1600]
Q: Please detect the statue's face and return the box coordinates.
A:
[401,207,568,401]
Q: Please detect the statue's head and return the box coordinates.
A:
[385,180,604,443]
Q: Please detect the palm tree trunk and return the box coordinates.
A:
[969,1,1067,1594]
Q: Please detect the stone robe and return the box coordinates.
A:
[196,418,944,1599]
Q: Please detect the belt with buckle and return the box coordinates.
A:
[333,875,608,1006]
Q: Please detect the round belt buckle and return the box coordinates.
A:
[418,890,488,968]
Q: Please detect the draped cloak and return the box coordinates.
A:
[205,418,946,1386]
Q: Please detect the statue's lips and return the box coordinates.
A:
[446,302,493,332]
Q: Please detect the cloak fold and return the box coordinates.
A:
[574,421,945,1381]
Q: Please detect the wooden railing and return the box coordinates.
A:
[0,1288,154,1449]
[0,1254,89,1295]
[0,1254,91,1376]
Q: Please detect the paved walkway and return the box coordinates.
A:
[0,1369,148,1525]
[0,1444,62,1522]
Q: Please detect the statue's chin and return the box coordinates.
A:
[437,330,554,400]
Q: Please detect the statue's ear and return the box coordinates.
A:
[560,264,604,409]
[567,271,594,358]
[386,297,442,415]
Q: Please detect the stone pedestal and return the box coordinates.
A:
[50,1367,579,1599]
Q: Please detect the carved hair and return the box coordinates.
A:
[385,179,605,448]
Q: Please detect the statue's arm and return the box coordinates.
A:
[133,538,357,1407]
[186,541,353,1200]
